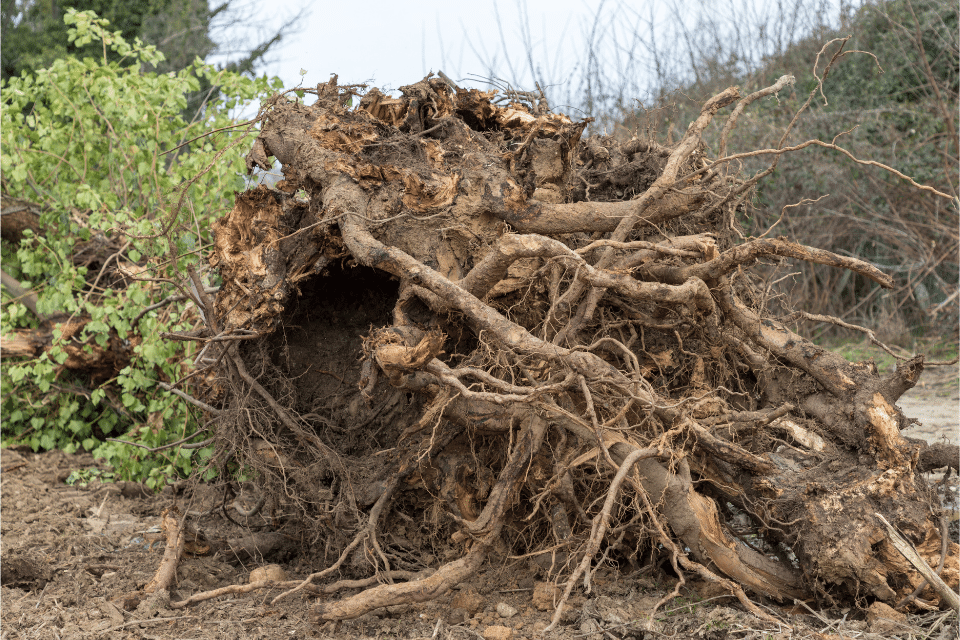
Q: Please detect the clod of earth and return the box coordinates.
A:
[169,73,958,624]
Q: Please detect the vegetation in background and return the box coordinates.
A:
[715,0,958,341]
[0,9,282,487]
[468,0,958,343]
[1,0,300,81]
[1,0,301,117]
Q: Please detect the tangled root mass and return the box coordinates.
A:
[191,74,958,623]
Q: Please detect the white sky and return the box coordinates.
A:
[246,0,616,94]
[216,0,852,122]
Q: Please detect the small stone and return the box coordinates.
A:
[451,588,485,615]
[601,609,624,624]
[496,602,518,618]
[532,582,559,611]
[482,624,514,640]
[249,564,287,583]
[580,618,601,639]
[444,608,469,625]
[386,603,411,615]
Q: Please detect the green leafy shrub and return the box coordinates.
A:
[1,9,282,488]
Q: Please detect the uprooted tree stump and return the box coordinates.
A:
[180,71,958,625]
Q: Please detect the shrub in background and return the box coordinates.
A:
[468,0,958,342]
[623,0,958,341]
[1,9,282,488]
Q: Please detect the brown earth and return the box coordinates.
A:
[2,396,957,640]
[899,364,959,446]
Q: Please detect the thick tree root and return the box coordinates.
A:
[310,540,489,622]
[144,508,184,595]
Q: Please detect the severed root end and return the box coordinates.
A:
[310,541,488,622]
[143,507,184,594]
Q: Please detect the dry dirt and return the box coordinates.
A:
[2,371,957,640]
[898,364,960,447]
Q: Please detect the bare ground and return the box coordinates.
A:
[899,364,959,446]
[2,371,957,640]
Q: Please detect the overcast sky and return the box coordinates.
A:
[215,0,851,122]
[241,0,619,94]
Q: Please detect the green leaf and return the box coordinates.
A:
[2,7,281,485]
[40,433,56,450]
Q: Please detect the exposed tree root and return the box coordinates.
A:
[172,69,959,626]
[545,446,658,632]
[119,508,186,613]
[170,580,285,610]
[310,539,489,622]
[144,508,184,595]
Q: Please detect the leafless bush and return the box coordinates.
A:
[452,0,958,342]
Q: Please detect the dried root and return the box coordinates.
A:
[165,70,958,624]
